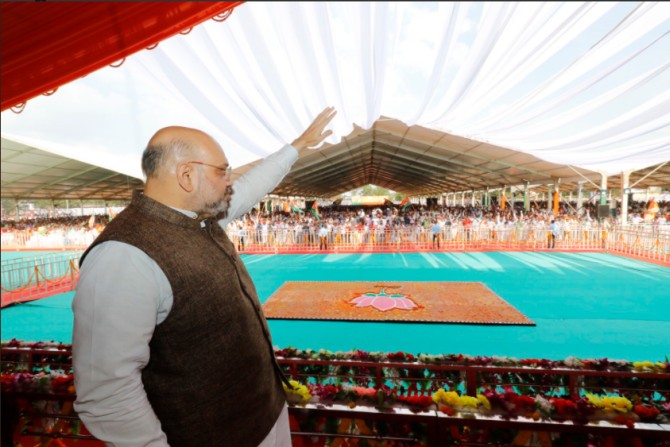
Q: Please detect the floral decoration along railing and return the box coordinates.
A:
[275,347,670,428]
[2,341,670,445]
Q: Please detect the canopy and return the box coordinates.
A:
[0,2,242,111]
[1,135,143,200]
[1,2,669,199]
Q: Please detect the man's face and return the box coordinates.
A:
[196,181,233,219]
[192,156,234,219]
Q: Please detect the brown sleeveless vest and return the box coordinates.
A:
[80,191,287,446]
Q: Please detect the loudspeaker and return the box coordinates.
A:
[597,204,610,218]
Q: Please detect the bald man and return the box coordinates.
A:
[73,107,336,447]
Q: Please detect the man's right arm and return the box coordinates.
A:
[72,242,171,447]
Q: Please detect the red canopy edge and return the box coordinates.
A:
[1,2,244,111]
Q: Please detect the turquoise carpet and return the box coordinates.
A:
[2,252,669,362]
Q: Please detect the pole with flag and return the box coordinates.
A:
[290,200,305,214]
[399,196,411,212]
[310,201,322,220]
[644,197,659,221]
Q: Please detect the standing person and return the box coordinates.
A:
[72,107,337,447]
[548,219,558,248]
[237,223,246,251]
[318,224,328,250]
[431,220,441,249]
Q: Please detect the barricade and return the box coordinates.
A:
[1,252,83,307]
[228,226,664,256]
[2,227,667,306]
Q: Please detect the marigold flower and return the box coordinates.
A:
[433,389,460,407]
[458,395,479,409]
[477,394,491,411]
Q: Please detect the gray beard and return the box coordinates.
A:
[199,185,233,220]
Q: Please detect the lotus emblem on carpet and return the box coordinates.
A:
[263,281,535,325]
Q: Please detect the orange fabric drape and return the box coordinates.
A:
[553,191,559,216]
[1,2,244,111]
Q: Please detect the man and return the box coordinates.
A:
[548,219,558,248]
[431,219,441,249]
[318,224,328,250]
[72,107,337,447]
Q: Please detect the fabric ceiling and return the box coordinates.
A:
[1,135,143,201]
[1,2,668,200]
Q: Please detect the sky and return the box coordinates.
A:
[2,2,669,183]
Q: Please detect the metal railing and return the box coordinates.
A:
[2,346,668,445]
[2,227,667,307]
[1,251,83,307]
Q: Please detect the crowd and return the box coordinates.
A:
[1,215,108,249]
[2,200,667,250]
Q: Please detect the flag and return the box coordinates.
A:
[88,214,96,229]
[399,196,411,211]
[282,201,291,213]
[290,201,305,214]
[310,201,322,220]
[644,198,659,221]
[647,198,659,215]
[552,191,559,216]
[108,208,117,221]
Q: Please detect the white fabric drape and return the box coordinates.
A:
[2,1,669,177]
[126,1,669,174]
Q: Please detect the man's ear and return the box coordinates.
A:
[176,163,195,192]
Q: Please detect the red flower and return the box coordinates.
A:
[311,383,341,401]
[1,374,15,391]
[613,414,635,428]
[634,405,660,421]
[352,350,372,361]
[551,398,577,416]
[398,394,434,408]
[51,374,74,393]
[512,394,536,412]
[440,405,456,416]
[387,351,407,362]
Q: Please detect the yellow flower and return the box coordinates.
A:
[283,380,312,403]
[458,395,479,409]
[586,394,601,407]
[633,361,655,370]
[586,394,632,414]
[477,394,491,411]
[600,396,632,413]
[432,389,460,407]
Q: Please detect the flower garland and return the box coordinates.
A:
[1,371,74,394]
[3,340,667,373]
[273,346,668,373]
[285,381,668,426]
[2,339,668,427]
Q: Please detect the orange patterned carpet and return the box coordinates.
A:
[263,281,534,325]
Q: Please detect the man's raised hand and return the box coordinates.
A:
[291,106,337,151]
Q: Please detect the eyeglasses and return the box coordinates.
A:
[187,161,233,179]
